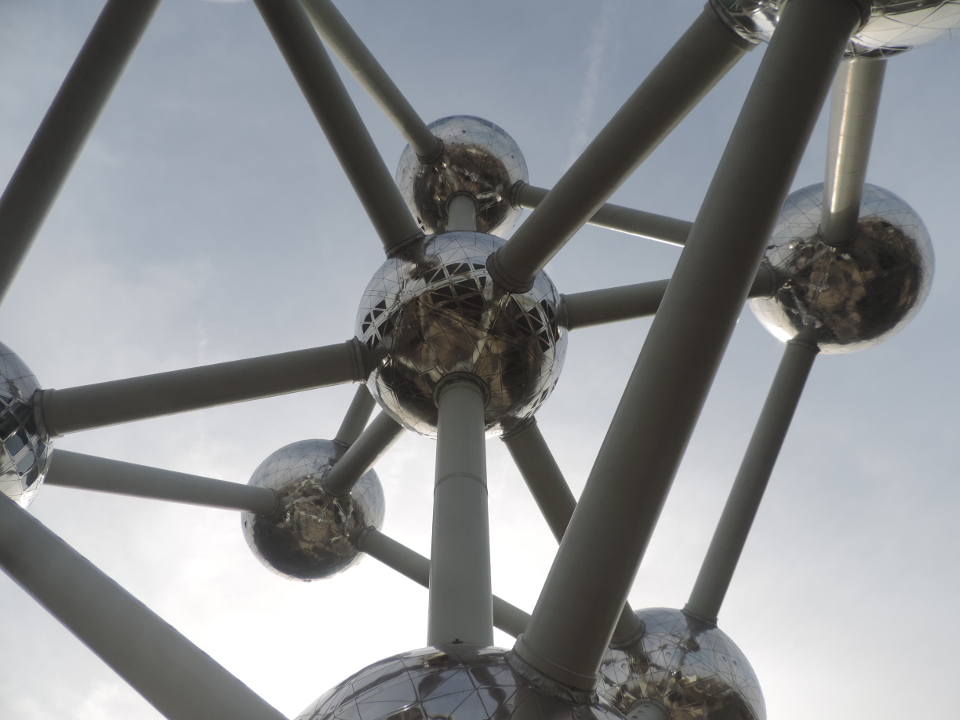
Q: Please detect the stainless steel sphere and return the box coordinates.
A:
[0,342,50,509]
[356,232,567,437]
[711,0,960,56]
[598,608,765,720]
[396,116,528,236]
[749,183,933,353]
[241,439,385,581]
[298,645,625,720]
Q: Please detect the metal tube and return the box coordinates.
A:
[428,376,493,647]
[0,493,287,720]
[512,0,861,690]
[323,411,404,496]
[561,265,777,330]
[685,337,819,625]
[513,183,692,247]
[357,528,530,639]
[334,384,377,447]
[0,0,162,306]
[446,194,479,233]
[38,340,365,437]
[44,449,278,514]
[821,56,886,246]
[252,0,422,255]
[299,0,442,160]
[487,9,752,293]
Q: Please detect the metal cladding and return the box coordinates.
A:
[749,183,933,353]
[241,439,385,581]
[0,342,49,508]
[711,0,960,55]
[356,232,566,437]
[298,645,624,720]
[598,608,765,720]
[396,116,528,236]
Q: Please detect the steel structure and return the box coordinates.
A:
[1,1,958,719]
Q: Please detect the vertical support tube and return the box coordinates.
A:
[821,56,886,246]
[334,385,377,446]
[0,493,287,720]
[512,0,861,689]
[0,0,162,305]
[446,194,478,233]
[685,337,819,624]
[428,376,493,647]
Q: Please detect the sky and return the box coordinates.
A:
[1,1,959,719]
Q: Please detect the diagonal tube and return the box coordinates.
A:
[0,0,162,306]
[334,385,377,447]
[486,8,753,293]
[357,527,530,639]
[322,411,405,497]
[0,493,287,720]
[821,56,886,247]
[252,0,422,254]
[37,340,366,437]
[684,336,819,625]
[44,449,278,514]
[299,0,442,160]
[512,0,862,690]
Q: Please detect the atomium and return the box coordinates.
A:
[749,183,933,353]
[598,609,765,720]
[241,439,385,581]
[0,342,50,509]
[396,116,528,236]
[356,231,566,437]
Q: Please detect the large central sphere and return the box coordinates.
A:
[0,342,50,509]
[297,646,624,720]
[356,232,567,437]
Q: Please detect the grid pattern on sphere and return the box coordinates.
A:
[297,646,622,720]
[749,183,934,354]
[0,341,48,508]
[356,232,566,437]
[598,608,765,720]
[241,439,385,581]
[396,116,528,236]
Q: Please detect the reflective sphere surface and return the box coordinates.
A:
[356,232,566,437]
[711,0,960,55]
[750,183,933,353]
[298,646,624,720]
[598,608,765,720]
[0,342,50,508]
[397,116,528,236]
[241,439,385,581]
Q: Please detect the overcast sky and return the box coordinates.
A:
[1,1,959,719]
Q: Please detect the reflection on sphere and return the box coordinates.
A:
[298,645,624,720]
[710,0,960,56]
[241,439,384,581]
[0,342,50,509]
[356,232,566,437]
[598,608,765,720]
[396,116,528,236]
[749,183,933,354]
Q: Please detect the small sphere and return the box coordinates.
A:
[396,115,528,236]
[297,645,625,720]
[749,183,933,353]
[598,608,765,720]
[0,342,50,509]
[711,0,960,56]
[356,232,567,437]
[241,439,385,581]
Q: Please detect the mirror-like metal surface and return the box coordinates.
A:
[396,116,528,236]
[598,608,765,720]
[241,439,385,581]
[749,183,933,353]
[0,342,50,508]
[356,232,566,437]
[298,645,624,720]
[711,0,960,55]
